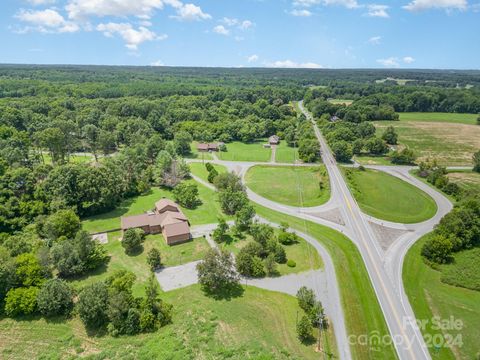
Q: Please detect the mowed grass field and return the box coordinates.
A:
[399,112,478,125]
[374,112,480,165]
[221,233,323,276]
[82,179,226,234]
[342,168,437,223]
[246,165,330,207]
[67,232,210,296]
[218,140,271,162]
[255,205,397,360]
[188,162,228,183]
[0,284,337,360]
[403,235,480,360]
[275,142,300,163]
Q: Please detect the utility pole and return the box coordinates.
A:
[317,311,326,358]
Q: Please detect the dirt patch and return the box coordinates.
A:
[308,208,345,225]
[368,222,410,251]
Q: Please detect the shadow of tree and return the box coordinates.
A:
[201,283,245,301]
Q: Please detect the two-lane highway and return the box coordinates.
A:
[298,101,431,360]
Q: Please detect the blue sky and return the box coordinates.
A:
[0,0,479,69]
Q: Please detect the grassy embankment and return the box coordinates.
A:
[255,204,398,360]
[342,167,437,223]
[403,235,480,360]
[246,165,330,207]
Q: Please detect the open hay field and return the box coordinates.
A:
[374,120,480,166]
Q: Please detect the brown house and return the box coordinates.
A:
[121,199,191,245]
[197,143,219,152]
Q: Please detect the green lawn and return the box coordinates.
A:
[275,142,300,164]
[399,112,478,125]
[328,99,354,106]
[41,152,95,165]
[374,117,480,166]
[188,162,228,183]
[255,204,397,360]
[82,179,226,233]
[0,285,337,360]
[403,235,480,360]
[342,167,437,223]
[246,165,330,207]
[218,140,271,162]
[221,232,323,276]
[67,232,210,296]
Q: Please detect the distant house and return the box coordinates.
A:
[268,135,280,145]
[121,199,191,245]
[197,143,219,152]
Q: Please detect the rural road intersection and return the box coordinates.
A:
[157,101,453,360]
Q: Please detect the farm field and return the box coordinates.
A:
[221,233,323,276]
[188,162,228,183]
[218,140,271,162]
[82,179,226,234]
[403,235,480,360]
[275,142,300,164]
[374,116,480,165]
[245,165,330,207]
[0,285,337,360]
[342,167,437,223]
[447,170,480,193]
[398,112,478,125]
[255,204,397,360]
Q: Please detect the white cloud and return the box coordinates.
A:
[213,25,229,35]
[266,60,323,68]
[150,60,164,66]
[67,0,162,20]
[403,56,415,64]
[97,22,166,49]
[377,57,400,67]
[366,4,390,17]
[27,0,56,5]
[293,0,358,8]
[171,3,211,21]
[15,8,79,33]
[403,0,467,11]
[221,17,239,26]
[290,9,313,16]
[239,20,254,30]
[368,35,382,44]
[247,54,259,63]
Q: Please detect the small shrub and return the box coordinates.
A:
[287,259,296,268]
